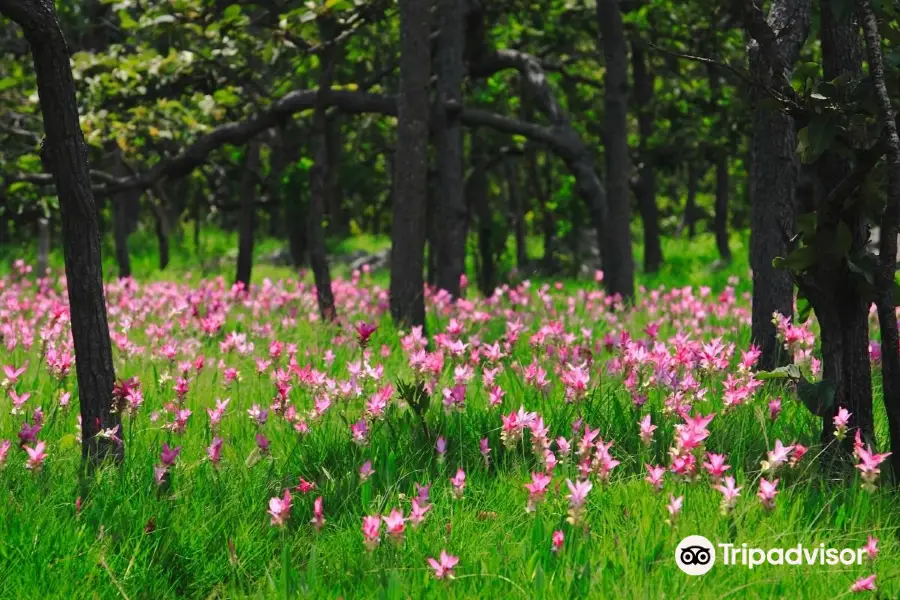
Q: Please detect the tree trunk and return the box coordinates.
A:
[37,216,50,277]
[0,0,121,465]
[0,193,8,245]
[631,43,663,273]
[235,141,260,289]
[434,0,467,298]
[112,197,131,279]
[708,64,731,263]
[325,114,347,236]
[390,0,431,329]
[469,136,493,296]
[747,0,811,371]
[597,0,636,300]
[860,0,900,478]
[308,18,338,322]
[680,163,699,239]
[505,157,527,270]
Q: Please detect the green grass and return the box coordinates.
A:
[0,232,896,599]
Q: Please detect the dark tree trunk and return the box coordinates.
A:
[390,0,431,329]
[631,43,663,273]
[112,197,131,279]
[0,193,8,245]
[0,0,121,464]
[434,0,467,298]
[235,141,260,289]
[505,157,527,270]
[811,0,873,447]
[37,216,50,277]
[469,136,493,296]
[597,0,636,300]
[308,18,338,322]
[860,0,900,478]
[325,115,347,236]
[149,187,170,271]
[155,213,169,270]
[747,0,811,371]
[679,163,699,239]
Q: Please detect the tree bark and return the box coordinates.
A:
[390,0,431,329]
[631,43,663,273]
[469,134,493,296]
[308,17,338,322]
[36,215,49,277]
[0,0,121,464]
[505,157,527,270]
[860,0,900,478]
[708,64,731,263]
[434,0,467,298]
[746,0,811,371]
[597,0,636,300]
[679,163,699,239]
[235,140,260,289]
[112,197,131,279]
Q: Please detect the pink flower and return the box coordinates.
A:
[714,476,742,514]
[763,440,794,472]
[296,477,316,494]
[565,478,592,525]
[645,464,665,492]
[3,362,27,385]
[666,495,683,522]
[450,468,466,499]
[268,489,292,527]
[850,574,876,593]
[757,477,779,510]
[834,407,852,441]
[207,437,223,465]
[702,453,731,482]
[638,414,656,447]
[9,391,30,414]
[362,515,381,551]
[24,441,47,471]
[382,508,406,542]
[355,322,378,348]
[359,460,375,482]
[524,471,552,512]
[863,535,878,561]
[768,397,782,421]
[160,443,181,466]
[410,498,431,527]
[436,436,447,460]
[0,440,10,467]
[479,438,491,467]
[427,550,459,579]
[856,445,892,491]
[311,496,325,531]
[551,530,564,553]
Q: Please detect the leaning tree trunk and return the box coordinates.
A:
[390,0,431,329]
[860,0,900,478]
[434,0,467,298]
[235,140,260,289]
[747,0,811,371]
[631,43,663,273]
[597,0,636,300]
[0,0,121,464]
[308,17,338,322]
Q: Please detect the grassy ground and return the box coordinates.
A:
[0,231,897,599]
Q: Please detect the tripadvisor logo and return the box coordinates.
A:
[675,535,868,575]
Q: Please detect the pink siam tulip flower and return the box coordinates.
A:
[757,478,779,510]
[296,477,316,494]
[435,436,447,461]
[479,438,491,468]
[59,391,71,408]
[382,508,406,542]
[441,385,466,414]
[427,550,459,580]
[355,322,378,348]
[850,574,876,593]
[702,453,731,483]
[359,460,375,482]
[350,419,369,446]
[160,443,182,466]
[268,489,292,527]
[645,464,665,492]
[207,437,223,465]
[762,440,794,473]
[409,498,431,527]
[855,445,892,491]
[24,441,48,471]
[9,391,30,415]
[311,496,325,531]
[833,407,852,441]
[565,479,592,525]
[362,515,382,551]
[714,476,742,515]
[638,414,656,447]
[450,469,466,499]
[524,471,552,512]
[863,535,878,561]
[2,362,27,386]
[790,444,808,468]
[666,495,683,523]
[0,440,10,467]
[255,433,270,454]
[551,530,564,553]
[207,398,229,429]
[415,482,431,505]
[768,397,782,421]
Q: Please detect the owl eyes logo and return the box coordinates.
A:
[676,536,716,576]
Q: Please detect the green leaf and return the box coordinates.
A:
[0,77,17,91]
[782,245,817,272]
[223,4,241,19]
[756,365,802,380]
[796,378,836,417]
[797,296,812,323]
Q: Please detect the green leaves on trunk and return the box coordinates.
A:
[756,365,836,417]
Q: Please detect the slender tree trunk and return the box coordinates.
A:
[112,198,131,279]
[325,115,347,235]
[469,135,493,296]
[631,43,663,273]
[860,0,900,478]
[235,141,260,289]
[37,216,50,277]
[308,17,338,322]
[597,0,636,300]
[0,193,8,245]
[747,0,811,371]
[0,0,121,464]
[390,0,431,329]
[708,64,731,263]
[434,0,467,298]
[505,157,527,269]
[680,163,699,239]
